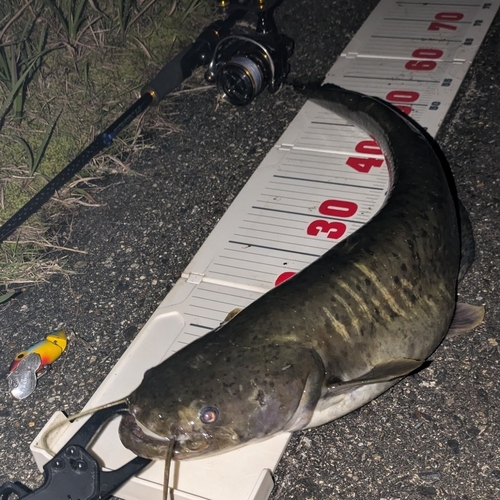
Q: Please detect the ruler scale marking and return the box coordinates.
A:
[250,206,376,222]
[248,206,367,225]
[273,174,386,190]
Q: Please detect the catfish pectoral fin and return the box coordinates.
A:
[326,358,424,395]
[283,349,325,432]
[447,302,485,338]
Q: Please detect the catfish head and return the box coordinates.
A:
[119,342,325,460]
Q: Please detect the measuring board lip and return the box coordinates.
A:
[30,1,499,499]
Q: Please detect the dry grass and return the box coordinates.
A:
[0,0,214,290]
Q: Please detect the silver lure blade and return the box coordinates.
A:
[8,353,42,399]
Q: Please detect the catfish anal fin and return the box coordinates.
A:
[447,302,485,338]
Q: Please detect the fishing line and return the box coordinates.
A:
[39,397,128,456]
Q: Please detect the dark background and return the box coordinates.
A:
[0,1,498,498]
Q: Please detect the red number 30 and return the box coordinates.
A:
[306,220,347,239]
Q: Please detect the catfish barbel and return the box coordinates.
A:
[119,83,484,461]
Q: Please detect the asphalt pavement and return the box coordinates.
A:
[0,1,499,499]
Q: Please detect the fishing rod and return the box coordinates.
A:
[0,0,293,246]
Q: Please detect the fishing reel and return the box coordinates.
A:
[205,0,294,106]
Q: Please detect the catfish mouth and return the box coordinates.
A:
[119,413,174,460]
[119,413,212,460]
[121,413,170,444]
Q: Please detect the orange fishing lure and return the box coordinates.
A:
[9,330,67,373]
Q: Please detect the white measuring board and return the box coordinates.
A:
[31,1,499,499]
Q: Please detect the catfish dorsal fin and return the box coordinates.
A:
[326,358,424,394]
[447,302,485,338]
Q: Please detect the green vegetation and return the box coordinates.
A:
[0,0,213,289]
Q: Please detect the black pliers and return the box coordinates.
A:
[0,404,151,499]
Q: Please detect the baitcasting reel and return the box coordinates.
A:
[206,2,294,106]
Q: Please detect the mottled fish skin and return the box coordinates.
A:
[119,84,462,461]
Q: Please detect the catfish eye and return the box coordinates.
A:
[200,406,219,424]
